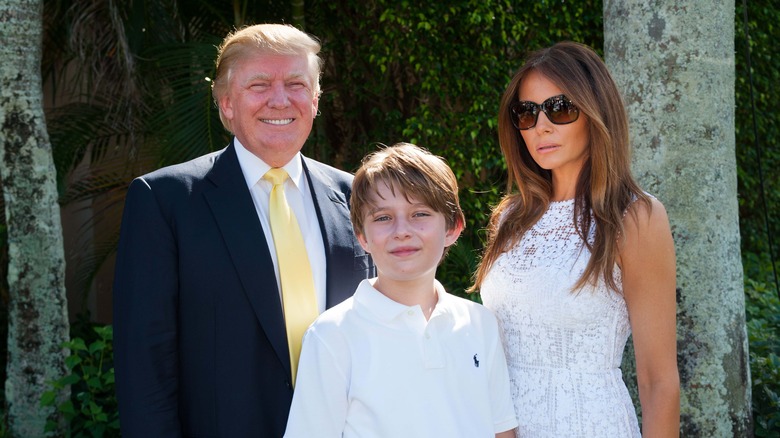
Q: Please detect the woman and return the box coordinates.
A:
[473,42,680,437]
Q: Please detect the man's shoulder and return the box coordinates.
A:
[303,156,354,188]
[141,148,224,184]
[123,148,231,209]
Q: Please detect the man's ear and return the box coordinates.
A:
[311,93,320,118]
[219,95,234,121]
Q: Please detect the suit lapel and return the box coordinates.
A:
[203,143,290,374]
[303,158,357,308]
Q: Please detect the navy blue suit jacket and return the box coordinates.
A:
[113,142,373,437]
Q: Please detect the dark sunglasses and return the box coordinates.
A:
[508,94,580,130]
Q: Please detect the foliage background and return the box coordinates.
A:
[0,0,775,435]
[735,1,780,434]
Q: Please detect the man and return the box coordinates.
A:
[113,24,373,437]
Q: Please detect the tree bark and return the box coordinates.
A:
[0,0,71,435]
[291,0,305,30]
[604,0,752,436]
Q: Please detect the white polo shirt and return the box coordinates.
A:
[284,279,518,438]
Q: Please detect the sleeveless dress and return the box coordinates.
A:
[480,199,641,437]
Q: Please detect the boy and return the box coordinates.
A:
[284,143,517,437]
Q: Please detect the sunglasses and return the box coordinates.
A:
[508,94,580,130]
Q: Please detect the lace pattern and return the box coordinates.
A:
[481,199,640,437]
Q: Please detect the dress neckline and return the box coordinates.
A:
[549,198,575,207]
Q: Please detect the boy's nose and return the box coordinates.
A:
[393,219,412,239]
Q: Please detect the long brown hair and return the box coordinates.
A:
[472,41,650,292]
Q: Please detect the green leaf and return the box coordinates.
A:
[89,340,107,354]
[66,354,84,370]
[62,373,81,386]
[40,390,57,407]
[68,338,88,351]
[59,400,77,415]
[87,376,102,389]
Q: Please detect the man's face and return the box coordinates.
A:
[219,52,319,167]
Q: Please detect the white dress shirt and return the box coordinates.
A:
[234,138,327,314]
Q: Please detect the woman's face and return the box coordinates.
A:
[518,70,590,189]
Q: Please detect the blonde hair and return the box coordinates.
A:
[472,41,650,292]
[350,143,465,257]
[211,24,323,130]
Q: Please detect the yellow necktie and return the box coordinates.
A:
[263,168,318,387]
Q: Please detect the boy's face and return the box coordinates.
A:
[357,181,460,287]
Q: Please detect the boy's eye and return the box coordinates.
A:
[413,211,432,218]
[373,215,391,222]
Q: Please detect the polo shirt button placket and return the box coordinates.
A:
[423,326,445,369]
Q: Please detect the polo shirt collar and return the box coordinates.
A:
[354,278,454,324]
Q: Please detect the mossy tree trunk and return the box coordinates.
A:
[0,0,71,435]
[604,0,752,436]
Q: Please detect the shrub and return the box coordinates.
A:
[744,278,780,436]
[41,325,119,437]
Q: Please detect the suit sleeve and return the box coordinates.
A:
[113,177,182,438]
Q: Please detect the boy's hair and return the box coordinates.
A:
[350,143,465,238]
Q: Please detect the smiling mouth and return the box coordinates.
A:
[262,118,294,125]
[391,247,419,257]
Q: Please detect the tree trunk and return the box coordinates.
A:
[291,0,305,30]
[0,0,71,435]
[604,0,752,436]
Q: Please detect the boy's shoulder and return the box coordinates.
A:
[435,282,498,324]
[307,279,375,335]
[311,295,358,329]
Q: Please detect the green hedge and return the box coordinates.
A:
[735,2,780,435]
[306,0,602,296]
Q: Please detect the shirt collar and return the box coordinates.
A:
[233,137,305,190]
[354,278,453,324]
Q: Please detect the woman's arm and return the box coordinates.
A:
[619,197,680,437]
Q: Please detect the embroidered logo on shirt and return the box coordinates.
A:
[473,354,479,367]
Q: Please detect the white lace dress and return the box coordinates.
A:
[480,199,641,437]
